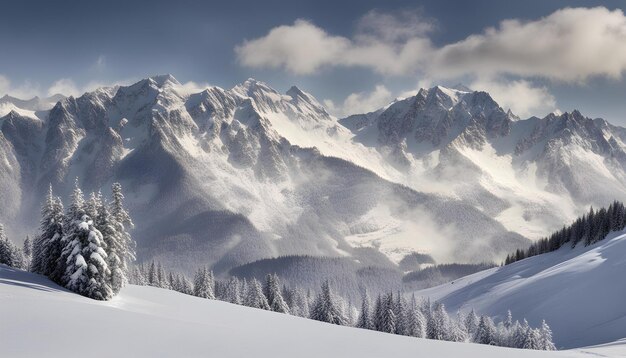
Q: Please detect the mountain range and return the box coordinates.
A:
[2,75,625,289]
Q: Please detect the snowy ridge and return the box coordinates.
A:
[0,75,528,279]
[1,265,624,358]
[416,230,626,349]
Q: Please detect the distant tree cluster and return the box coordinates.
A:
[357,291,554,350]
[29,181,136,300]
[505,201,626,265]
[0,224,29,269]
[129,261,555,351]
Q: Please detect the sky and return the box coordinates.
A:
[3,0,626,123]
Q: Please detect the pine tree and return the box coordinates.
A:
[31,186,65,279]
[22,236,32,269]
[394,292,408,336]
[0,224,24,268]
[380,292,396,334]
[60,183,113,300]
[539,320,556,351]
[95,192,125,294]
[406,295,426,338]
[147,261,157,286]
[504,310,513,330]
[427,302,448,340]
[310,280,346,325]
[356,289,373,330]
[244,278,270,310]
[464,309,479,337]
[474,316,497,345]
[193,266,215,299]
[226,277,242,304]
[263,274,289,314]
[108,183,136,288]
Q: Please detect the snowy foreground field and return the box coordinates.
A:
[2,266,626,357]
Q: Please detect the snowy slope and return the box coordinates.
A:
[1,265,623,358]
[416,230,626,349]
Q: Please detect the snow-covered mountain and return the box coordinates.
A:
[0,76,527,281]
[2,75,626,288]
[340,86,626,240]
[416,230,626,349]
[1,265,623,358]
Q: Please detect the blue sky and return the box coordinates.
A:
[3,0,626,123]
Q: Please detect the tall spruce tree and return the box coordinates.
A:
[263,273,290,314]
[31,186,65,279]
[310,280,346,325]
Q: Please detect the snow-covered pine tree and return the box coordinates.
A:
[193,266,215,299]
[522,326,542,350]
[22,236,32,269]
[157,262,169,289]
[474,315,497,345]
[406,294,426,338]
[378,292,396,334]
[291,287,310,317]
[427,302,448,340]
[244,278,270,310]
[263,273,289,314]
[60,183,113,300]
[31,186,65,279]
[309,280,346,325]
[226,277,242,304]
[0,224,24,268]
[108,183,136,288]
[393,292,408,336]
[356,289,373,330]
[539,320,556,351]
[448,311,469,342]
[95,192,126,294]
[148,261,157,286]
[504,310,513,330]
[464,309,479,338]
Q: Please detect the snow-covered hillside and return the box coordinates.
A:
[1,265,623,358]
[416,230,626,349]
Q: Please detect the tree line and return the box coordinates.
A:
[128,260,555,350]
[505,201,626,265]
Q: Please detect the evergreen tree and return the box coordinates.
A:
[464,309,479,337]
[263,273,289,314]
[539,320,556,351]
[96,193,125,293]
[31,186,64,279]
[108,183,136,288]
[474,316,497,345]
[406,294,426,338]
[0,224,24,268]
[393,292,408,336]
[310,280,346,325]
[356,289,373,330]
[244,278,270,310]
[22,235,32,269]
[427,302,448,340]
[193,266,215,299]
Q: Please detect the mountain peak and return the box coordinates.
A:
[149,74,180,87]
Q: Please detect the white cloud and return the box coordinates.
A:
[469,78,556,118]
[324,85,392,116]
[236,7,626,83]
[0,74,42,99]
[47,78,81,97]
[235,10,433,76]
